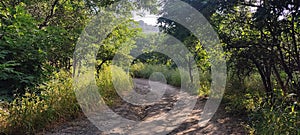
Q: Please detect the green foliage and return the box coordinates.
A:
[1,0,299,134]
[0,0,160,98]
[96,65,133,106]
[198,71,211,96]
[133,34,175,66]
[130,63,210,96]
[131,64,180,87]
[96,21,141,71]
[0,0,161,134]
[250,95,299,134]
[1,71,80,134]
[0,3,48,96]
[208,1,300,133]
[214,1,300,99]
[224,73,264,115]
[224,72,300,134]
[0,66,132,134]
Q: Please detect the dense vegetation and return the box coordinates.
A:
[0,0,299,134]
[157,0,300,134]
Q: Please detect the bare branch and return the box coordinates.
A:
[38,0,59,29]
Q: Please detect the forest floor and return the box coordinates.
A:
[37,79,246,135]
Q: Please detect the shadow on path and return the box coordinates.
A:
[38,79,246,135]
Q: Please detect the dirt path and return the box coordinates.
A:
[38,79,246,135]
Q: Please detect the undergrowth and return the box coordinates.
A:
[1,71,80,134]
[224,73,300,134]
[130,63,211,96]
[96,65,133,106]
[0,66,130,134]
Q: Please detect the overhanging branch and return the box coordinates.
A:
[38,0,59,29]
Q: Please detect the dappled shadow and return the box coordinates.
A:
[167,103,246,135]
[38,79,245,135]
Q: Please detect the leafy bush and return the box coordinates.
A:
[0,3,50,96]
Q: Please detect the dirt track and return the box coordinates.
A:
[38,79,246,135]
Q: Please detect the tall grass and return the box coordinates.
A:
[0,66,131,134]
[224,72,300,134]
[224,73,264,115]
[0,71,80,134]
[130,63,211,96]
[131,63,188,87]
[250,94,299,134]
[96,65,133,106]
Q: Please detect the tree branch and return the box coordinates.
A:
[39,0,59,29]
[0,1,6,9]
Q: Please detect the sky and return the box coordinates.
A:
[132,11,160,26]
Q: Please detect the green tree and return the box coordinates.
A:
[96,20,142,72]
[0,0,160,97]
[0,3,47,95]
[214,0,300,100]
